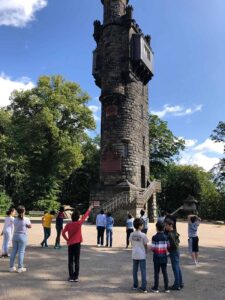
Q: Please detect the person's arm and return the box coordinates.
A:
[62,224,69,241]
[26,219,32,229]
[41,216,45,227]
[80,205,93,224]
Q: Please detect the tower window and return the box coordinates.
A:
[123,143,129,158]
[142,136,145,151]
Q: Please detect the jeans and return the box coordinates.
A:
[126,229,133,247]
[153,262,169,290]
[2,231,12,255]
[68,243,81,279]
[41,227,51,246]
[133,259,147,290]
[55,226,62,247]
[170,251,183,287]
[10,233,27,268]
[106,229,113,246]
[97,226,105,245]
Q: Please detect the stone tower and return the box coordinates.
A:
[91,0,161,221]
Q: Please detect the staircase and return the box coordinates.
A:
[102,180,161,213]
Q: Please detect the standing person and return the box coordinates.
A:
[165,220,183,291]
[105,212,114,247]
[54,206,65,249]
[129,218,149,293]
[41,210,56,247]
[9,206,32,273]
[157,211,166,224]
[96,209,106,247]
[188,214,201,265]
[62,205,93,282]
[150,222,170,293]
[1,208,16,258]
[164,209,177,231]
[126,214,134,248]
[140,209,149,234]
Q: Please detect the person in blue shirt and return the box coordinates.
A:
[105,212,114,247]
[126,214,134,248]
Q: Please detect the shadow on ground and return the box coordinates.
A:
[0,243,225,300]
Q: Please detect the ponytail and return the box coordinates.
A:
[17,205,25,220]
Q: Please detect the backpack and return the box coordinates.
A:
[168,231,180,251]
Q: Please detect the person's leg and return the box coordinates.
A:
[132,260,139,289]
[106,229,109,246]
[42,227,48,246]
[161,263,169,290]
[153,261,160,290]
[68,245,74,279]
[97,227,101,245]
[9,236,19,268]
[170,252,180,288]
[55,227,61,247]
[74,243,81,280]
[110,229,113,247]
[126,230,129,247]
[18,234,27,269]
[100,227,105,246]
[46,228,51,246]
[139,259,147,290]
[2,232,10,255]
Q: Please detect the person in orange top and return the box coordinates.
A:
[62,205,93,282]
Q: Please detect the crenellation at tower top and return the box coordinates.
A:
[101,0,129,24]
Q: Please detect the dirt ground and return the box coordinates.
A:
[0,220,225,300]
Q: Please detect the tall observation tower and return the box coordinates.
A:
[91,0,161,221]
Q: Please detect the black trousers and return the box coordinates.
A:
[55,226,62,247]
[68,243,81,279]
[126,229,134,246]
[97,226,105,245]
[153,262,169,290]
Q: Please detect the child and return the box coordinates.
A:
[129,218,149,293]
[62,205,93,282]
[41,210,56,247]
[150,222,170,293]
[9,206,32,273]
[1,208,16,258]
[54,206,65,249]
[105,212,114,247]
[126,214,134,248]
[188,214,201,265]
[140,210,149,234]
[165,220,183,290]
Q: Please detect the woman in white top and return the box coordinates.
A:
[9,206,32,273]
[1,208,16,257]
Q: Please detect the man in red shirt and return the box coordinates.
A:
[62,205,93,282]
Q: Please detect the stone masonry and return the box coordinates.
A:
[91,0,159,222]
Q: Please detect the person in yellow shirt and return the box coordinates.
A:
[41,210,56,247]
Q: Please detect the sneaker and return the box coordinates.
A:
[17,267,27,273]
[132,287,138,290]
[74,278,79,282]
[54,246,60,249]
[150,288,159,293]
[180,284,184,289]
[40,242,44,247]
[9,267,17,272]
[139,287,147,293]
[169,285,180,291]
[68,278,75,282]
[164,289,170,293]
[97,244,101,247]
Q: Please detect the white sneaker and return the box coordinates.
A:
[97,244,101,247]
[9,267,17,272]
[17,267,27,273]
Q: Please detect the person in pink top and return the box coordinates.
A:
[62,205,93,282]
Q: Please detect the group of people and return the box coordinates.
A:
[0,204,201,292]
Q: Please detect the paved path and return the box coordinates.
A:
[0,221,225,299]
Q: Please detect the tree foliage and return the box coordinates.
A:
[149,114,185,180]
[0,75,95,208]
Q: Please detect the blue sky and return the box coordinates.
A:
[0,0,224,171]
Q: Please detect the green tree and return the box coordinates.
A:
[162,164,221,219]
[4,75,95,208]
[149,114,185,180]
[61,136,100,209]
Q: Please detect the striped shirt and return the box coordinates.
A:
[151,232,170,263]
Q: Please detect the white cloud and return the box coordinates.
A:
[194,138,224,154]
[151,104,203,118]
[179,138,225,171]
[0,73,34,107]
[0,0,47,27]
[88,104,101,121]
